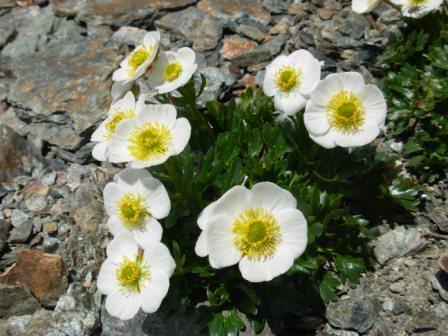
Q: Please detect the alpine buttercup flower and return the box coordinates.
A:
[111,31,160,101]
[97,232,175,320]
[148,47,198,94]
[91,92,146,161]
[304,72,387,148]
[391,0,443,18]
[195,182,308,282]
[103,168,170,246]
[351,0,381,13]
[263,50,321,116]
[109,103,191,168]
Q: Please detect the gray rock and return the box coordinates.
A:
[42,171,57,186]
[0,283,40,319]
[8,209,32,243]
[25,195,48,212]
[326,297,379,333]
[373,226,428,264]
[101,301,147,336]
[112,26,148,46]
[236,19,268,42]
[0,219,9,251]
[434,302,448,318]
[52,282,100,336]
[197,67,236,107]
[0,314,31,335]
[142,310,201,336]
[431,271,448,303]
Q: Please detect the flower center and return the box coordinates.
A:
[117,192,150,229]
[127,45,152,76]
[163,61,182,82]
[116,255,150,293]
[127,122,172,162]
[409,0,426,5]
[232,208,281,260]
[104,108,136,140]
[275,66,302,93]
[327,90,365,134]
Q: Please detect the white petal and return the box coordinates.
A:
[304,100,330,136]
[107,216,125,236]
[238,247,294,282]
[207,215,242,268]
[195,231,208,257]
[137,104,177,129]
[339,72,365,94]
[210,186,250,219]
[265,55,289,72]
[197,201,217,230]
[97,259,120,295]
[109,119,136,163]
[113,68,130,82]
[92,141,109,161]
[249,182,297,212]
[289,50,321,95]
[115,167,152,187]
[142,242,176,276]
[309,130,336,149]
[140,271,169,314]
[143,31,161,48]
[103,182,122,215]
[177,47,196,66]
[105,291,140,320]
[352,0,381,13]
[147,53,168,88]
[170,118,191,155]
[133,217,163,246]
[333,120,380,147]
[111,81,133,102]
[309,73,342,107]
[274,208,308,259]
[274,91,307,116]
[129,151,171,168]
[115,91,136,111]
[263,66,278,97]
[135,94,147,113]
[359,84,387,126]
[106,232,139,264]
[141,176,171,219]
[91,121,108,142]
[156,81,181,95]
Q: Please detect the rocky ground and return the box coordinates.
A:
[0,0,447,335]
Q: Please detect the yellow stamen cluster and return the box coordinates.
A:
[232,208,281,260]
[117,192,150,229]
[275,66,302,93]
[127,122,172,162]
[104,108,136,140]
[327,90,365,134]
[127,45,152,76]
[409,0,426,5]
[116,255,150,293]
[163,61,183,82]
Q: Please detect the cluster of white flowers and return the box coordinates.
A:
[352,0,443,18]
[263,53,387,148]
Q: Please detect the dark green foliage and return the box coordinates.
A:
[149,86,417,335]
[378,12,448,182]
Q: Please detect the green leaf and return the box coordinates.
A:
[334,255,365,283]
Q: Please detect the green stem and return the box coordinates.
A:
[164,158,183,192]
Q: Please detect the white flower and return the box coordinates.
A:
[109,103,191,168]
[195,182,308,282]
[148,47,198,94]
[351,0,382,13]
[91,92,146,161]
[391,0,443,18]
[111,31,160,101]
[103,168,170,246]
[97,232,175,320]
[303,72,387,149]
[263,50,321,116]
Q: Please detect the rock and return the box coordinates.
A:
[197,67,235,107]
[389,280,405,294]
[192,15,223,52]
[0,249,66,300]
[236,19,268,42]
[0,219,10,251]
[373,226,428,264]
[142,310,201,336]
[440,255,448,275]
[317,8,334,20]
[220,35,258,60]
[101,301,147,336]
[0,283,40,319]
[431,271,448,303]
[8,209,32,243]
[268,17,290,35]
[425,199,448,233]
[52,282,100,336]
[112,26,148,46]
[197,0,271,26]
[69,182,105,233]
[326,297,379,333]
[6,32,121,150]
[42,171,57,186]
[434,302,448,318]
[24,195,48,212]
[0,125,33,183]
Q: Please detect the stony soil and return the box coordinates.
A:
[0,0,447,335]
